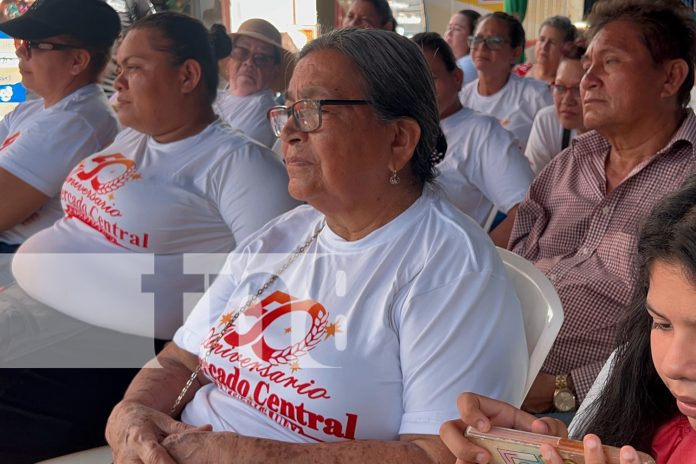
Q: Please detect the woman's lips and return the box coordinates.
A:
[676,396,696,418]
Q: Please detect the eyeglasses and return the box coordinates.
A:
[467,35,509,51]
[230,46,276,68]
[267,99,370,136]
[14,39,82,58]
[549,84,581,98]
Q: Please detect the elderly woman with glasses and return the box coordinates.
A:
[460,12,552,151]
[105,27,528,464]
[0,0,120,277]
[213,18,289,148]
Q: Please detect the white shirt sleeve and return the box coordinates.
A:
[396,271,528,436]
[0,112,101,196]
[209,144,299,245]
[466,120,534,213]
[524,106,561,175]
[0,109,12,143]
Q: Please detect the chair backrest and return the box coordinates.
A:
[482,204,498,232]
[497,247,564,398]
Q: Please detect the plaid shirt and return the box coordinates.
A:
[509,110,696,402]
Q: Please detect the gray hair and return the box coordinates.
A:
[539,15,577,43]
[299,28,445,185]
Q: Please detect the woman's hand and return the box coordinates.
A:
[106,399,212,464]
[161,430,238,463]
[439,392,568,464]
[540,435,644,464]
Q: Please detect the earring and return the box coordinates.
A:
[389,170,400,185]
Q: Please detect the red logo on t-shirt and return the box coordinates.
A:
[73,153,137,194]
[0,131,20,151]
[202,291,359,442]
[222,290,329,365]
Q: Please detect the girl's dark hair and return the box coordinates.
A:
[457,9,481,33]
[412,32,458,73]
[360,0,397,29]
[129,12,222,104]
[300,28,446,184]
[560,43,586,62]
[586,0,696,108]
[573,174,696,452]
[210,23,232,59]
[478,11,525,49]
[84,44,113,82]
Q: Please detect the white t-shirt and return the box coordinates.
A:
[174,188,528,442]
[524,105,577,175]
[214,89,276,148]
[437,107,533,225]
[13,121,300,338]
[457,55,478,85]
[0,84,119,245]
[459,73,553,151]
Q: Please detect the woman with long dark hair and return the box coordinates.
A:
[439,174,696,463]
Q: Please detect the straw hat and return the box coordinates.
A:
[230,18,295,93]
[230,18,284,50]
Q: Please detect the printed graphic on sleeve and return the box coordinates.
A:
[201,290,358,442]
[61,153,149,249]
[0,131,20,151]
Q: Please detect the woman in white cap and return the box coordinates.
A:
[0,0,120,278]
[214,18,290,148]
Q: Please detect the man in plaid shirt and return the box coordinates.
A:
[510,0,696,415]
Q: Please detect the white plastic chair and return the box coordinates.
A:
[36,446,112,463]
[483,204,499,232]
[497,247,564,398]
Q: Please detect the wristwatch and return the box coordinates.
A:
[553,374,576,412]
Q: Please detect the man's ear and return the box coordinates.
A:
[388,117,421,172]
[510,46,523,66]
[71,49,92,76]
[179,58,203,95]
[660,58,689,100]
[453,67,464,91]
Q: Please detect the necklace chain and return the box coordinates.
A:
[170,224,324,415]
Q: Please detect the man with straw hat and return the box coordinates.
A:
[214,18,293,148]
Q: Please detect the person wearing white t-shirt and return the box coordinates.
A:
[213,19,289,148]
[0,0,121,262]
[0,12,298,463]
[525,46,588,174]
[106,28,527,464]
[515,16,577,84]
[444,9,481,85]
[414,32,532,248]
[460,12,553,151]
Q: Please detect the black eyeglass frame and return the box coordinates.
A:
[548,83,581,97]
[267,99,370,136]
[15,39,83,58]
[229,46,278,68]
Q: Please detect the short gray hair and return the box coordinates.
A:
[539,15,577,43]
[299,28,446,185]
